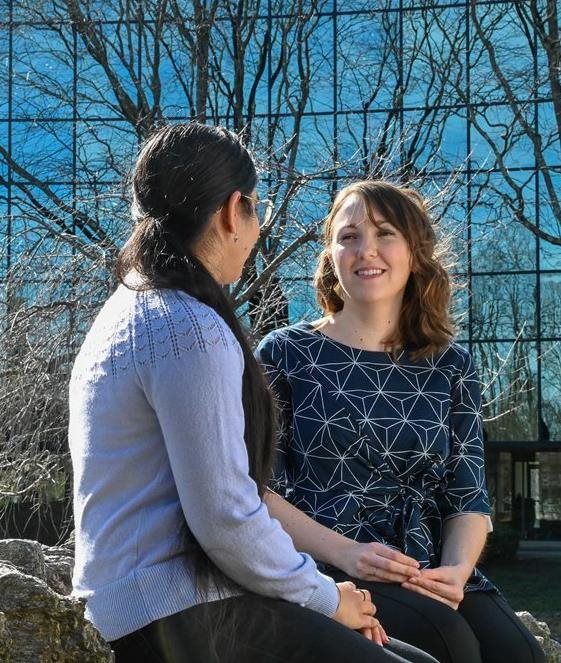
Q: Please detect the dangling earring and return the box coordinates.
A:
[233,233,239,243]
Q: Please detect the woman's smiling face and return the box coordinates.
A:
[329,193,412,308]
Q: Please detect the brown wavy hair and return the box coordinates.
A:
[314,180,455,358]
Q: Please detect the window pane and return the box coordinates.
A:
[469,4,536,105]
[470,103,538,170]
[11,26,74,120]
[474,341,538,442]
[471,274,537,340]
[541,342,561,442]
[11,121,73,182]
[540,274,561,339]
[337,10,398,113]
[470,173,538,272]
[538,170,561,270]
[535,452,561,526]
[401,7,466,109]
[76,121,137,182]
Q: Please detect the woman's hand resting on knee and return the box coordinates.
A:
[335,541,421,583]
[333,581,390,646]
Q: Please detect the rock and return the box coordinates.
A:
[0,545,112,662]
[0,539,46,580]
[42,543,74,596]
[0,611,13,661]
[517,611,561,663]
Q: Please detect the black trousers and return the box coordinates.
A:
[327,571,546,663]
[110,594,438,663]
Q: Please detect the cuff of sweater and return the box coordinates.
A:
[303,571,339,616]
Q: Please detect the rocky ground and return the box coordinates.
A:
[0,538,112,662]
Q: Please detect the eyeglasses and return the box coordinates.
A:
[240,194,273,224]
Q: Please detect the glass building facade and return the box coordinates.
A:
[1,0,560,539]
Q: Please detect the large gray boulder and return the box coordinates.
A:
[0,539,112,662]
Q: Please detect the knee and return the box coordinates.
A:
[507,634,547,663]
[431,609,482,663]
[469,606,548,663]
[398,604,481,663]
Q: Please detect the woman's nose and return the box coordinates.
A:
[357,237,379,258]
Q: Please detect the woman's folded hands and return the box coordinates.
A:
[401,564,472,610]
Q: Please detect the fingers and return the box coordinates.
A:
[371,620,383,646]
[357,588,371,604]
[360,618,384,645]
[401,580,459,610]
[406,574,463,604]
[357,545,420,583]
[339,580,356,591]
[363,566,418,583]
[414,567,451,583]
[355,589,377,619]
[334,582,380,632]
[378,623,391,645]
[374,544,419,568]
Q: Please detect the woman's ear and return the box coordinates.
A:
[217,190,242,238]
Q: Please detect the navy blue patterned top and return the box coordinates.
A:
[256,322,494,592]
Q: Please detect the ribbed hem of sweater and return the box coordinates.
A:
[78,556,339,641]
[78,555,237,642]
[305,571,339,616]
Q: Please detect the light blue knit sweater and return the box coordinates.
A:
[69,284,338,642]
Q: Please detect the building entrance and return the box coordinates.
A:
[488,450,561,541]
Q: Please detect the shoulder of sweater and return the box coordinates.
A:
[135,287,239,353]
[71,285,241,382]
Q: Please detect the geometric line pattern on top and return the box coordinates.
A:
[257,322,494,592]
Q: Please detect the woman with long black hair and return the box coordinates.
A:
[69,123,436,663]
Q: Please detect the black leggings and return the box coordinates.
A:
[328,571,545,663]
[110,594,438,663]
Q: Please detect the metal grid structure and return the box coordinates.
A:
[1,1,560,528]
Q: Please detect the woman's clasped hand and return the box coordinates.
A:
[334,582,389,645]
[402,565,469,610]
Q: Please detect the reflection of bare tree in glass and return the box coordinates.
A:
[438,2,561,247]
[470,221,538,441]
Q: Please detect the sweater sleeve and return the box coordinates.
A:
[137,325,338,617]
[255,333,293,496]
[437,348,492,521]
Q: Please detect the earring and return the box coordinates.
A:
[233,233,239,243]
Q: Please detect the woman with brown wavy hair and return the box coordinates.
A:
[257,180,544,663]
